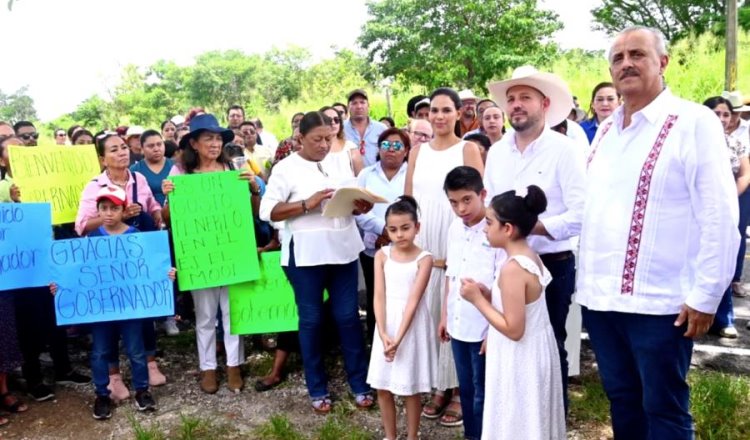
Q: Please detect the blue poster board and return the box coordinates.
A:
[52,231,174,325]
[0,203,52,290]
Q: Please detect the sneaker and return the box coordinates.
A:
[732,282,749,298]
[56,371,92,385]
[107,374,130,402]
[38,352,53,365]
[148,361,167,387]
[719,326,739,339]
[134,390,157,412]
[28,384,55,402]
[164,317,179,336]
[92,395,113,420]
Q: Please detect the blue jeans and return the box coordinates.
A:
[582,308,693,439]
[734,189,750,282]
[283,242,370,399]
[107,319,158,368]
[451,339,485,440]
[540,254,575,412]
[91,320,149,397]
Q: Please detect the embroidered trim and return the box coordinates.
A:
[620,115,678,295]
[586,121,614,168]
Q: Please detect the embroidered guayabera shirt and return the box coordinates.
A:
[577,89,740,315]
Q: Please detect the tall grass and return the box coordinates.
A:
[690,371,750,440]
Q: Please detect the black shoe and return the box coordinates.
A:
[92,395,113,420]
[55,371,92,385]
[134,390,157,412]
[28,384,55,402]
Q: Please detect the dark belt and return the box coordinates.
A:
[540,250,574,264]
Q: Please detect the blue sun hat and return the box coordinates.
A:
[179,113,234,149]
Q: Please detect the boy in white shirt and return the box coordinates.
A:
[440,166,505,440]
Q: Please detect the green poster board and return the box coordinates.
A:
[168,171,259,290]
[229,251,299,335]
[228,251,329,335]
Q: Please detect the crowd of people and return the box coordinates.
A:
[0,25,744,439]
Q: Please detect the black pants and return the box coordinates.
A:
[14,286,72,386]
[359,252,376,345]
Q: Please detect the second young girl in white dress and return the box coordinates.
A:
[367,196,437,440]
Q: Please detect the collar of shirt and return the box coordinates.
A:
[612,88,673,131]
[506,125,553,156]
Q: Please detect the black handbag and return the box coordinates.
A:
[125,171,159,232]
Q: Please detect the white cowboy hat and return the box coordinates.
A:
[721,90,750,112]
[458,89,479,102]
[487,65,574,127]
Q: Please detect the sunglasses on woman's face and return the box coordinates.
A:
[379,140,404,151]
[19,132,39,140]
[56,132,66,137]
[331,117,341,124]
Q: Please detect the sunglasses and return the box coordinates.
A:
[331,117,341,124]
[96,131,119,140]
[19,132,39,140]
[55,132,66,137]
[379,140,404,151]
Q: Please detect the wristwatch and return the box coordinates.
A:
[301,199,309,214]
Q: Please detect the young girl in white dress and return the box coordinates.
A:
[461,185,566,440]
[367,196,437,440]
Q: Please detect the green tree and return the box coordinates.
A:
[0,86,38,123]
[358,0,561,92]
[590,0,747,41]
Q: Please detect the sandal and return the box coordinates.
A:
[439,400,463,427]
[422,393,447,419]
[0,393,28,413]
[254,376,283,392]
[311,397,332,414]
[354,392,375,410]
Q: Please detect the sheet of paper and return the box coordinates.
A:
[322,187,388,218]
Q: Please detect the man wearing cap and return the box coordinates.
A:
[484,65,586,412]
[126,126,145,165]
[458,90,480,136]
[578,26,739,439]
[344,89,387,167]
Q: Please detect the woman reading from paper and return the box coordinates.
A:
[75,132,166,401]
[259,111,375,414]
[161,113,260,395]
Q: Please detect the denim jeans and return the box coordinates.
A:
[582,308,693,439]
[540,255,575,412]
[283,242,370,399]
[91,320,149,396]
[108,319,158,368]
[711,286,735,330]
[451,339,485,440]
[733,189,750,282]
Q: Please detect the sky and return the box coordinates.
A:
[0,0,609,121]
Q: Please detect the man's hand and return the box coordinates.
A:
[674,304,714,339]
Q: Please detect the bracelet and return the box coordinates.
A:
[301,199,309,214]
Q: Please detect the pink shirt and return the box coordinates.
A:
[75,170,161,235]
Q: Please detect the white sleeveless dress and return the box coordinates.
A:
[366,247,437,395]
[411,140,465,390]
[482,255,566,440]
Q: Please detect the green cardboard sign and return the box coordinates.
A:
[168,171,259,290]
[228,251,329,335]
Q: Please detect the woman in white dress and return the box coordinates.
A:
[461,185,565,440]
[404,87,484,426]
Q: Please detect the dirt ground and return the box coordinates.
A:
[2,289,750,440]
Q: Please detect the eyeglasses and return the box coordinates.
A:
[331,117,341,124]
[19,132,39,140]
[411,131,431,140]
[379,140,404,151]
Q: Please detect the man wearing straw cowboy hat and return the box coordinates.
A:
[578,26,739,439]
[484,65,586,412]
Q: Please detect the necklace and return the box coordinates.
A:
[106,169,128,187]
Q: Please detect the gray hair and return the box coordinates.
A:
[608,26,669,62]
